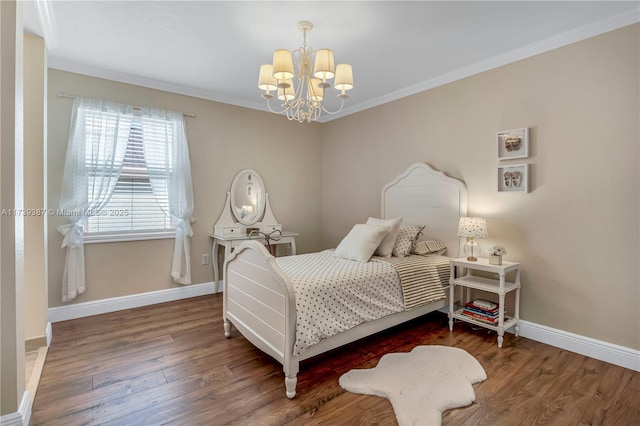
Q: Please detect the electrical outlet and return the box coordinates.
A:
[201,253,210,265]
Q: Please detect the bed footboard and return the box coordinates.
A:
[222,240,299,398]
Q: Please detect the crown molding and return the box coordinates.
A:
[47,8,639,123]
[317,8,640,123]
[33,0,58,49]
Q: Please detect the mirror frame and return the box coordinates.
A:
[230,168,266,226]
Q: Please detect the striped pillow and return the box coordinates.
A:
[412,238,447,256]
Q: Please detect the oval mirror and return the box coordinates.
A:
[230,169,266,226]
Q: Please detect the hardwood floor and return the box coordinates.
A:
[31,294,639,425]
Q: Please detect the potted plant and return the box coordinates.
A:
[488,245,506,265]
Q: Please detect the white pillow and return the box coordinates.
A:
[366,217,403,257]
[334,224,389,263]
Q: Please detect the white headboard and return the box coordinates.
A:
[381,163,468,258]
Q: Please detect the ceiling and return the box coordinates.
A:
[23,1,639,122]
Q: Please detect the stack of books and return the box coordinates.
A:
[461,299,500,325]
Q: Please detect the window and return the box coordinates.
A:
[83,112,176,242]
[58,96,195,299]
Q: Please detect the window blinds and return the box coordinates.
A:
[84,116,175,237]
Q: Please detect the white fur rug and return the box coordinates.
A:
[339,345,487,426]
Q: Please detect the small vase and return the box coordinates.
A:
[489,255,502,265]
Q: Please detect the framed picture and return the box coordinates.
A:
[498,164,529,193]
[497,127,529,160]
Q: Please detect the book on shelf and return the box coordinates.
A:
[465,300,499,313]
[470,299,497,310]
[460,309,499,324]
[463,304,498,317]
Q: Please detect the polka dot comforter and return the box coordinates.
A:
[276,250,448,356]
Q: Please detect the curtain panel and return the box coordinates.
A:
[58,96,195,302]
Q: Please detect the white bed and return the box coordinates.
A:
[222,162,467,398]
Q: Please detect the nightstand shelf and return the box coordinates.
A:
[448,257,521,348]
[451,309,518,333]
[453,275,519,293]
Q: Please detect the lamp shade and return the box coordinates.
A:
[313,48,335,80]
[334,64,354,91]
[457,217,488,238]
[273,49,294,80]
[307,78,324,103]
[258,64,277,91]
[277,80,295,101]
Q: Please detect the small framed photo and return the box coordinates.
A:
[497,127,529,160]
[498,164,529,193]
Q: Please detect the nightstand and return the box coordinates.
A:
[448,257,521,348]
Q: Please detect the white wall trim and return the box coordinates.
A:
[47,9,639,124]
[321,9,640,123]
[33,0,58,50]
[517,320,640,372]
[48,282,217,323]
[0,391,31,426]
[46,283,638,371]
[45,321,52,346]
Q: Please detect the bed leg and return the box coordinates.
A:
[223,319,231,337]
[285,375,297,399]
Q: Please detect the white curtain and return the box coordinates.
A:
[140,108,195,284]
[58,97,131,301]
[58,97,195,302]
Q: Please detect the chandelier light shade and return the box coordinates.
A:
[258,64,277,91]
[313,49,335,81]
[457,217,488,261]
[334,64,354,93]
[272,49,294,80]
[258,20,354,123]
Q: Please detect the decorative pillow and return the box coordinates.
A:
[366,217,403,257]
[412,238,447,256]
[392,224,425,257]
[334,224,389,263]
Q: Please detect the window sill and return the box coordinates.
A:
[84,231,176,244]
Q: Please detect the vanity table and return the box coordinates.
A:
[212,169,297,284]
[210,231,298,284]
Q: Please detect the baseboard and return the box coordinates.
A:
[48,281,217,323]
[0,391,31,426]
[45,284,638,371]
[439,307,639,371]
[517,320,640,372]
[46,321,52,346]
[25,322,53,351]
[25,336,47,352]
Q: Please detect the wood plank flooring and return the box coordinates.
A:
[31,294,640,425]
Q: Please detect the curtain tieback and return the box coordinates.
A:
[176,217,194,238]
[58,222,84,248]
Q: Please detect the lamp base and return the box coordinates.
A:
[463,239,481,261]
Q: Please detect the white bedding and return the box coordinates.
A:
[276,251,447,356]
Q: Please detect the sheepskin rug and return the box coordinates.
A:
[339,345,487,426]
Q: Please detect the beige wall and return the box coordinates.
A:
[24,34,48,344]
[43,24,638,353]
[1,0,25,415]
[47,70,324,307]
[321,24,640,350]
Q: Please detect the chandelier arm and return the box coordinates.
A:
[264,98,289,115]
[319,97,346,115]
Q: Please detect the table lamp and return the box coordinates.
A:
[457,217,487,261]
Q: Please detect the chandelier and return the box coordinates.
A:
[258,21,354,123]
